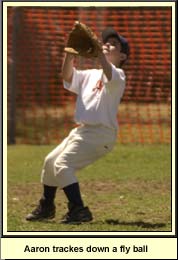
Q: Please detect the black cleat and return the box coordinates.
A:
[61,203,93,224]
[26,198,55,221]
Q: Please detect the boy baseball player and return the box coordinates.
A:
[26,28,129,224]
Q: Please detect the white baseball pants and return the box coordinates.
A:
[41,124,117,188]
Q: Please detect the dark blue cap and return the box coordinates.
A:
[102,28,130,56]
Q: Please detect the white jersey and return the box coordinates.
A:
[63,64,126,130]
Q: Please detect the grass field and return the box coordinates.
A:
[7,143,171,232]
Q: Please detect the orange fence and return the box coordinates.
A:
[7,7,171,144]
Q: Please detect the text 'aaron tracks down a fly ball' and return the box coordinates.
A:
[24,244,148,254]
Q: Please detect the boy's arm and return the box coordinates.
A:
[98,44,113,81]
[62,53,75,83]
[62,46,113,83]
[98,52,112,81]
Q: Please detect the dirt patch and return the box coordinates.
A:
[80,178,171,196]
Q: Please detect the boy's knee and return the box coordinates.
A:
[54,157,75,176]
[43,154,55,171]
[54,161,77,188]
[54,160,67,176]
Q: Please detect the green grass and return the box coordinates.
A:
[7,143,171,232]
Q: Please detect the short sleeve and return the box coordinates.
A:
[111,64,125,83]
[63,68,90,95]
[103,64,126,97]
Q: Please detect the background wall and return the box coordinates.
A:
[7,6,171,144]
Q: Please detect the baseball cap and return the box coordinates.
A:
[102,28,130,56]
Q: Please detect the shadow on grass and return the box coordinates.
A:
[105,219,166,229]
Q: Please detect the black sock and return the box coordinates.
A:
[42,185,57,204]
[63,182,84,207]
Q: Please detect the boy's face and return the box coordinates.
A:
[103,36,126,67]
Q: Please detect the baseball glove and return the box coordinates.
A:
[64,21,102,58]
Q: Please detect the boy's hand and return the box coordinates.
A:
[64,21,102,58]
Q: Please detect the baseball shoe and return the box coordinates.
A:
[60,202,93,224]
[26,198,55,221]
